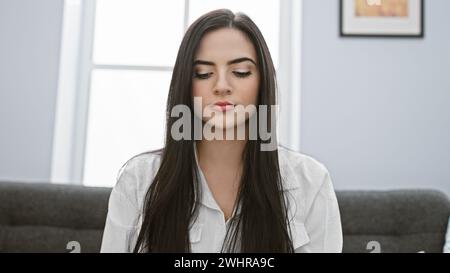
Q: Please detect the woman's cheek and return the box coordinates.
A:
[241,80,259,106]
[192,83,210,121]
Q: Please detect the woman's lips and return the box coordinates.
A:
[212,104,235,112]
[212,101,235,112]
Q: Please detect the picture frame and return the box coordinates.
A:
[340,0,424,38]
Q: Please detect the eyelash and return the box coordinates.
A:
[194,72,212,80]
[234,71,252,78]
[194,71,252,80]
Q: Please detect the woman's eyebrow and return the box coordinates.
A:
[228,57,257,66]
[193,57,257,66]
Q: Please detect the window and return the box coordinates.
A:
[52,0,302,187]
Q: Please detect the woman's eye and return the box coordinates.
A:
[233,71,251,78]
[194,72,212,79]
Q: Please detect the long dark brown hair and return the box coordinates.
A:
[133,9,295,253]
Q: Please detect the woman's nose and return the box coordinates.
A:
[213,73,232,96]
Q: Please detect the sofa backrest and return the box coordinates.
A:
[0,181,109,253]
[0,181,449,253]
[339,190,450,253]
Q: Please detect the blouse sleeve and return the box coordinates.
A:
[295,170,343,253]
[100,159,141,253]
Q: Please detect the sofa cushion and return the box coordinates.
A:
[0,181,110,253]
[337,190,450,253]
[0,181,449,253]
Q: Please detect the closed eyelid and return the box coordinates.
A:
[232,66,253,71]
[195,69,213,73]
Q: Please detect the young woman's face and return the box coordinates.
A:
[192,28,260,131]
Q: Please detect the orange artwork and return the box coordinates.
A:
[355,0,409,17]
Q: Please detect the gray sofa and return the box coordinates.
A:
[0,181,449,253]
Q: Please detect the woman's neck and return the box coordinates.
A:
[195,138,246,209]
[196,122,249,169]
[196,138,247,170]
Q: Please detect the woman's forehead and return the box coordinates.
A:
[194,28,257,62]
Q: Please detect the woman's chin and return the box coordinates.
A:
[201,119,246,140]
[206,118,247,129]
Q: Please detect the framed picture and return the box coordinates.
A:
[340,0,424,37]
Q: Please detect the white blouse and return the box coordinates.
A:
[100,144,343,253]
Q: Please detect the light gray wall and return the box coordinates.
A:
[300,0,450,197]
[0,0,63,181]
[0,0,448,197]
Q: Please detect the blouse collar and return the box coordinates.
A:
[192,142,300,220]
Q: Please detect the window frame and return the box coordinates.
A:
[51,0,302,185]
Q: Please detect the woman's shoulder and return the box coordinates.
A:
[277,145,332,195]
[113,149,163,208]
[277,146,339,227]
[116,149,163,180]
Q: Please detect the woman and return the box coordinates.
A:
[100,9,342,253]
